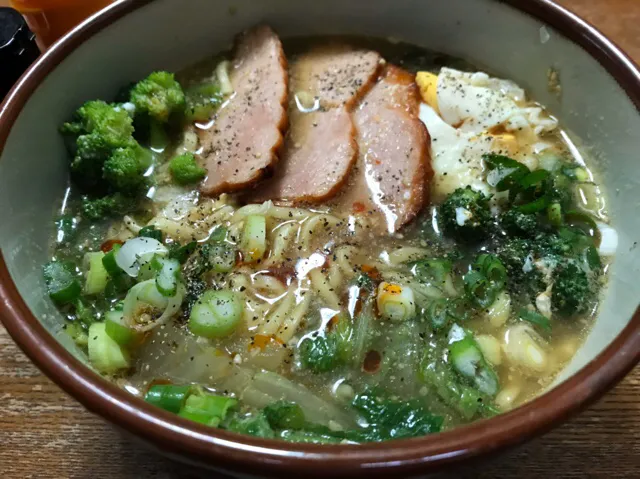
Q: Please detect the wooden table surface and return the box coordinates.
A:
[1,1,639,477]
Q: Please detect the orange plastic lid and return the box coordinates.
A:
[10,0,114,49]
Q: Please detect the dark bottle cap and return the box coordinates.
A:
[0,7,40,101]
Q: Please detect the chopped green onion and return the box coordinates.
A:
[43,261,81,304]
[74,298,96,326]
[102,244,123,276]
[376,282,416,322]
[517,195,550,213]
[518,169,550,190]
[188,289,243,338]
[240,215,266,263]
[155,257,181,297]
[123,279,168,313]
[474,254,507,287]
[105,309,139,346]
[144,384,192,413]
[483,153,530,192]
[63,321,88,347]
[105,273,135,295]
[208,226,227,243]
[137,254,162,281]
[410,258,452,287]
[138,225,163,242]
[87,322,130,373]
[425,298,449,330]
[83,251,109,295]
[563,165,589,182]
[116,237,169,277]
[123,279,185,332]
[519,308,552,332]
[463,270,498,309]
[178,392,237,427]
[208,243,236,273]
[448,325,499,397]
[547,202,563,227]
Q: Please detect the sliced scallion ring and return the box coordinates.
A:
[189,289,243,338]
[116,237,168,277]
[155,257,181,297]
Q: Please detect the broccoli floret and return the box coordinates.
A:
[496,229,594,302]
[81,193,136,221]
[551,261,593,317]
[103,145,152,193]
[130,71,186,123]
[60,99,156,219]
[500,209,538,237]
[62,100,134,144]
[535,231,573,257]
[298,334,341,373]
[169,152,206,185]
[439,187,492,241]
[496,238,545,298]
[70,134,118,190]
[62,100,137,191]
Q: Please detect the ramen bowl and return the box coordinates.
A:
[0,0,639,477]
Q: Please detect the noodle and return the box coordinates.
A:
[309,269,340,310]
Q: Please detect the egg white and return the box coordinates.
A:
[418,68,559,200]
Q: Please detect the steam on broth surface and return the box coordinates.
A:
[45,26,614,442]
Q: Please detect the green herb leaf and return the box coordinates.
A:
[519,308,551,331]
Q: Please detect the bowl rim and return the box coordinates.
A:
[1,0,639,476]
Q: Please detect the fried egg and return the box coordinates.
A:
[416,68,559,200]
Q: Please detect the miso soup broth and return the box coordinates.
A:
[44,26,614,443]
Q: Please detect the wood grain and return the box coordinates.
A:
[1,1,639,477]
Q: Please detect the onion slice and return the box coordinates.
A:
[116,237,168,277]
[123,279,185,332]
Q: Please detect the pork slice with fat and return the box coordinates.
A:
[290,45,382,109]
[199,25,288,196]
[334,65,433,233]
[250,107,357,203]
[248,45,381,204]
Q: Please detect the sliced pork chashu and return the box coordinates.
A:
[249,46,381,204]
[335,65,433,233]
[199,25,288,196]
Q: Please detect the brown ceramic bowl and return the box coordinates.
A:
[1,0,639,477]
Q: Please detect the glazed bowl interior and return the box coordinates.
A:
[0,0,639,474]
